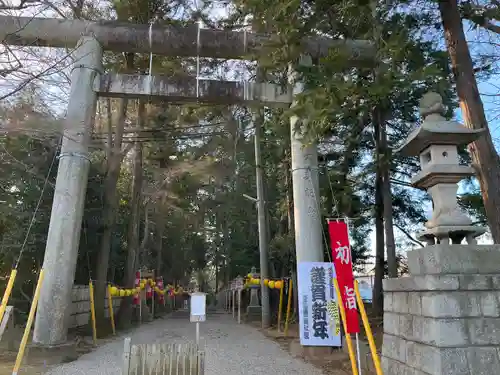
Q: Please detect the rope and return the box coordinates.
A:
[148,22,154,95]
[196,19,202,98]
[307,167,334,263]
[14,138,61,269]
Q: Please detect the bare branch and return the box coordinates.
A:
[395,224,424,248]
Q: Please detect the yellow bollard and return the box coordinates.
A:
[355,280,383,375]
[277,278,284,332]
[0,269,17,324]
[12,269,44,375]
[107,284,116,335]
[334,278,359,375]
[284,278,293,336]
[89,280,97,345]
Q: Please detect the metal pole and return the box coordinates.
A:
[356,333,362,375]
[33,36,102,346]
[196,322,200,345]
[232,290,235,319]
[139,270,142,323]
[288,55,323,264]
[237,289,241,324]
[253,99,271,328]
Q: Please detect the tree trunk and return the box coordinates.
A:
[117,100,144,328]
[439,0,500,243]
[93,98,128,330]
[155,212,164,277]
[379,114,397,277]
[372,115,385,316]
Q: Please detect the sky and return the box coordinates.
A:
[1,1,498,266]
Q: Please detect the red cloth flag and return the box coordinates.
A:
[133,271,140,306]
[156,277,165,305]
[328,220,360,334]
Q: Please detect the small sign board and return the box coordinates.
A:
[297,262,341,347]
[230,281,236,290]
[235,277,243,290]
[190,292,206,323]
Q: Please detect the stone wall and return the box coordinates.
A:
[382,245,500,375]
[69,285,120,328]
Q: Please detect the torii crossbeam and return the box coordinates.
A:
[0,15,375,347]
[0,16,374,60]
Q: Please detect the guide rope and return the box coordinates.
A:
[196,19,202,98]
[15,137,61,269]
[148,22,154,95]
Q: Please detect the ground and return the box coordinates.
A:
[0,308,382,374]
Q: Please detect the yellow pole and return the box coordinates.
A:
[0,269,17,323]
[355,280,383,375]
[107,284,116,335]
[334,278,359,375]
[12,269,45,375]
[284,278,293,337]
[277,278,284,332]
[89,280,97,345]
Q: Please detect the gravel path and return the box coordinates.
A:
[45,310,325,375]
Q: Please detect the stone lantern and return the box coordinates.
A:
[381,92,500,375]
[397,92,486,245]
[246,266,261,320]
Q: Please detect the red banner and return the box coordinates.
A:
[133,271,141,306]
[328,220,360,334]
[156,277,165,305]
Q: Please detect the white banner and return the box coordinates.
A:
[297,262,342,347]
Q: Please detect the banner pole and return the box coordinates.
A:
[356,332,362,375]
[277,278,284,332]
[355,280,384,375]
[334,278,359,375]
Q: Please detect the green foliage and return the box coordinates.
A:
[1,0,492,325]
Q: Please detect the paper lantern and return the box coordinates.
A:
[119,289,126,297]
[264,279,269,286]
[268,281,275,289]
[274,280,283,289]
[252,278,260,285]
[110,286,118,296]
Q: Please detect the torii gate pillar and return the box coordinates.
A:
[289,55,324,264]
[33,36,102,346]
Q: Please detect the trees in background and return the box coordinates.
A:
[0,0,497,324]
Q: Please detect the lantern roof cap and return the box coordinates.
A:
[396,92,484,157]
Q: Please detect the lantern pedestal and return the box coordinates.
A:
[246,268,262,321]
[382,92,495,375]
[246,288,262,321]
[382,244,500,375]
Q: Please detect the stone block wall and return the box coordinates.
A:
[69,285,120,328]
[382,245,500,375]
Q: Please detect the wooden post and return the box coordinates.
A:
[12,269,45,375]
[89,280,97,345]
[284,279,293,336]
[122,337,131,375]
[277,279,284,332]
[108,284,116,335]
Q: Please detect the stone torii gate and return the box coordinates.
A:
[0,15,372,346]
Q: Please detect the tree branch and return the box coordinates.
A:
[395,224,424,248]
